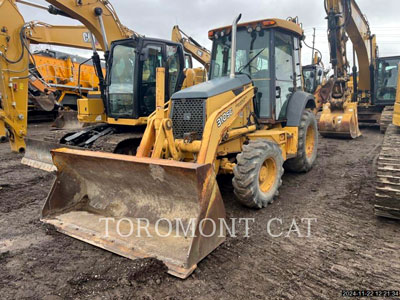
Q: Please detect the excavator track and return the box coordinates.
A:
[375,123,400,219]
[379,106,393,134]
[22,125,144,172]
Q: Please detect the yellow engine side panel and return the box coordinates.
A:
[77,96,106,123]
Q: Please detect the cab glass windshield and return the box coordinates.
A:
[210,28,272,118]
[108,44,136,117]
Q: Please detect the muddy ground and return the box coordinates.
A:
[0,123,399,299]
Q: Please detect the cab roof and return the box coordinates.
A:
[208,18,303,39]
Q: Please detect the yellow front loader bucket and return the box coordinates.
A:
[41,148,226,278]
[318,102,361,139]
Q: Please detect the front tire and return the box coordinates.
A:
[233,140,284,209]
[284,110,318,173]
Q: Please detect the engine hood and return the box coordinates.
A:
[171,74,251,99]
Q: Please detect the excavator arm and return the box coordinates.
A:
[325,0,376,91]
[319,0,377,138]
[171,25,211,71]
[27,22,101,50]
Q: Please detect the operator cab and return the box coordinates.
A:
[302,64,324,94]
[106,37,187,119]
[375,56,400,106]
[208,18,304,122]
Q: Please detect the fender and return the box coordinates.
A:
[286,91,316,127]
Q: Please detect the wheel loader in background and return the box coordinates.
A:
[41,15,318,278]
[375,69,400,220]
[21,0,205,171]
[319,0,400,139]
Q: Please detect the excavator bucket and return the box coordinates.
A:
[41,148,226,278]
[30,94,56,112]
[318,102,361,139]
[52,110,85,130]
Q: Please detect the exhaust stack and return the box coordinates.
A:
[230,14,242,79]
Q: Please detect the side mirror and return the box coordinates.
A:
[276,86,281,98]
[318,70,323,76]
[140,48,150,61]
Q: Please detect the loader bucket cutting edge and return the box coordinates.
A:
[41,148,226,278]
[318,103,361,139]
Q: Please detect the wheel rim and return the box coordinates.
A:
[305,124,316,158]
[259,158,277,193]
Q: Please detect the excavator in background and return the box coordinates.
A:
[0,0,111,152]
[171,25,210,85]
[318,0,400,138]
[22,0,205,171]
[302,50,331,113]
[171,25,211,71]
[40,15,318,278]
[375,69,400,220]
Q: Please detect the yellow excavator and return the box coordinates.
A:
[171,25,210,86]
[0,0,112,152]
[171,25,211,71]
[375,68,400,219]
[40,15,318,278]
[319,0,400,138]
[22,0,205,171]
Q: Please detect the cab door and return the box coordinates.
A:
[165,43,185,96]
[274,31,295,120]
[139,42,164,116]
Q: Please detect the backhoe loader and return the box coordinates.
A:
[319,0,400,138]
[41,15,318,278]
[21,0,204,171]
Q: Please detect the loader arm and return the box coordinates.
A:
[171,25,211,71]
[197,85,256,164]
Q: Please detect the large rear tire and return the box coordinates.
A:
[233,140,284,209]
[284,110,318,173]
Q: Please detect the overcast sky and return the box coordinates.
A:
[17,0,400,69]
